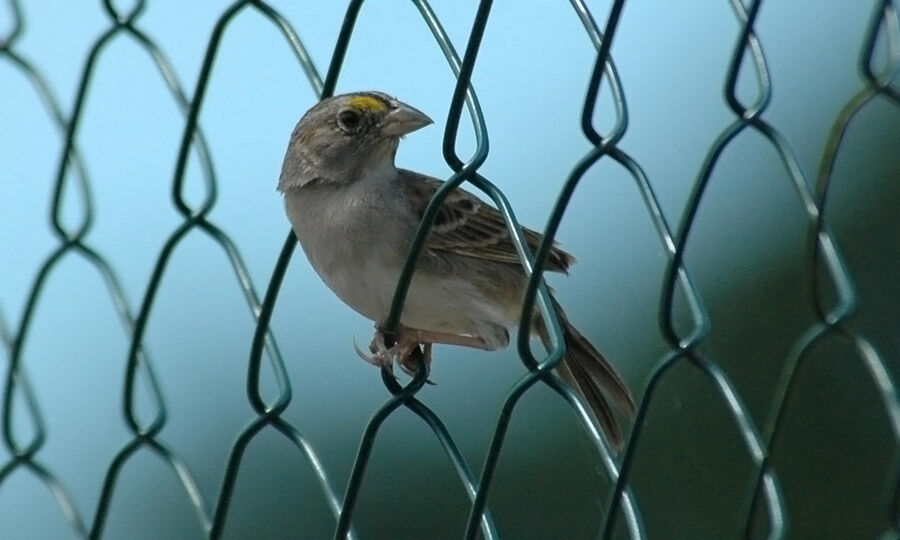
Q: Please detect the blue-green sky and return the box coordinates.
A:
[1,2,896,538]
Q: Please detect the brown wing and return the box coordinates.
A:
[398,169,575,273]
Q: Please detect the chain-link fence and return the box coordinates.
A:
[2,0,899,538]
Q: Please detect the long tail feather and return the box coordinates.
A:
[535,298,636,450]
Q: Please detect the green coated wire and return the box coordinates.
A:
[2,0,899,538]
[620,1,788,537]
[744,2,900,537]
[328,3,503,538]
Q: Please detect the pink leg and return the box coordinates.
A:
[397,327,495,351]
[354,324,496,378]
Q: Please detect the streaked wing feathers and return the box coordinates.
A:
[398,170,574,273]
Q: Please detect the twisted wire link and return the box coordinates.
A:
[22,1,219,535]
[249,2,504,537]
[216,1,511,538]
[607,0,793,537]
[0,0,155,536]
[2,0,898,538]
[77,1,348,538]
[463,1,654,537]
[296,1,640,538]
[745,1,900,537]
[0,0,342,537]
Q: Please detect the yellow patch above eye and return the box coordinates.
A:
[348,96,387,111]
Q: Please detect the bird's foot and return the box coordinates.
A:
[354,325,433,380]
[397,343,432,380]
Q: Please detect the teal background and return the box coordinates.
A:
[1,1,898,538]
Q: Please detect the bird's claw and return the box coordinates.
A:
[397,343,434,384]
[353,327,434,382]
[353,337,392,372]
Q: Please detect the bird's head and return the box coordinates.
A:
[278,91,433,191]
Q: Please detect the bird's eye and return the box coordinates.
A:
[337,109,362,132]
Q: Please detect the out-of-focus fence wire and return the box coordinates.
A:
[1,1,898,538]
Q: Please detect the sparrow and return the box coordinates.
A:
[277,91,635,448]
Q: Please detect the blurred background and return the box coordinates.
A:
[1,1,898,538]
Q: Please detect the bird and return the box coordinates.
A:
[277,91,635,449]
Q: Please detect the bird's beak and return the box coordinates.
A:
[381,102,433,136]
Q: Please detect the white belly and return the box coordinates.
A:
[285,188,510,342]
[320,254,507,338]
